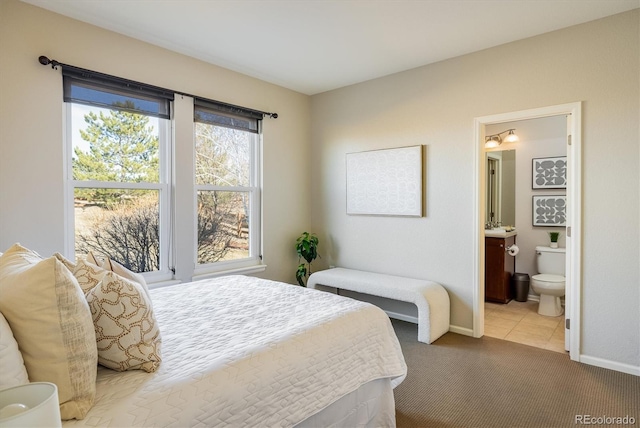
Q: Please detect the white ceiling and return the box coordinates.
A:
[22,0,639,95]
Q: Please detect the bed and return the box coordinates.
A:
[61,275,408,427]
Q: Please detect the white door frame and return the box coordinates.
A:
[472,102,582,361]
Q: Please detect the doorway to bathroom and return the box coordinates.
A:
[473,103,582,362]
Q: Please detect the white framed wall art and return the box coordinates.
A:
[346,145,424,216]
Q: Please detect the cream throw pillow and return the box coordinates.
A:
[0,244,97,420]
[79,263,161,372]
[0,311,29,388]
[53,252,76,272]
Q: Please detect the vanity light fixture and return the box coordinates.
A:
[485,128,519,148]
[485,135,501,149]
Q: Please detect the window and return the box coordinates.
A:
[65,73,171,281]
[64,68,263,282]
[193,100,262,274]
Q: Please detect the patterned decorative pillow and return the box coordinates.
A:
[73,258,108,295]
[0,311,29,389]
[85,270,161,373]
[102,258,152,303]
[85,251,102,266]
[0,244,97,420]
[54,252,105,278]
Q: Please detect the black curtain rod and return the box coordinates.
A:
[38,55,278,119]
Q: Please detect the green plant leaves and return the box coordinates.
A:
[548,231,560,242]
[296,263,307,287]
[295,232,319,286]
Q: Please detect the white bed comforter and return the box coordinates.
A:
[64,275,407,427]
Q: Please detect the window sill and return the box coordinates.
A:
[148,279,182,290]
[192,263,267,282]
[147,263,267,289]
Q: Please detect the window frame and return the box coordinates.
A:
[64,102,174,283]
[191,112,263,279]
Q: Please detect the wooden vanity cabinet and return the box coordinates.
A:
[485,236,515,303]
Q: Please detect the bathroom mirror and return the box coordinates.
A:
[486,150,516,226]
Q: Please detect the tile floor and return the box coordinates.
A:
[484,300,567,353]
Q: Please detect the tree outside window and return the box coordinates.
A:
[194,122,253,264]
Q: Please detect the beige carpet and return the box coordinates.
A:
[391,320,639,428]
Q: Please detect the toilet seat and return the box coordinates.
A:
[532,273,564,284]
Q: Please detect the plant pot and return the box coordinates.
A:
[550,242,558,248]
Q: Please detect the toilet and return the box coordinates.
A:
[531,246,565,317]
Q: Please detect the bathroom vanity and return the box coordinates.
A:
[485,232,516,303]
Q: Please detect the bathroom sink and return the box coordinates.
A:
[485,228,517,238]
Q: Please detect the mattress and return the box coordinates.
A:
[63,275,407,427]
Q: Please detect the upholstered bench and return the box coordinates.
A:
[307,268,450,344]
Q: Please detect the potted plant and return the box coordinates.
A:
[548,231,560,248]
[295,232,319,287]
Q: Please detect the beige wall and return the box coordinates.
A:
[0,0,311,284]
[310,11,639,369]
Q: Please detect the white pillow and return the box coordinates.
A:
[0,311,29,388]
[0,244,97,420]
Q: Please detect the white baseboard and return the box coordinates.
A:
[579,354,640,376]
[384,311,474,338]
[449,325,474,336]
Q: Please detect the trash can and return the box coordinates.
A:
[512,273,530,302]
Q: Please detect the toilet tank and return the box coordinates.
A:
[535,246,566,275]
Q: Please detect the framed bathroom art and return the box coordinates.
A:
[532,195,566,226]
[532,156,567,189]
